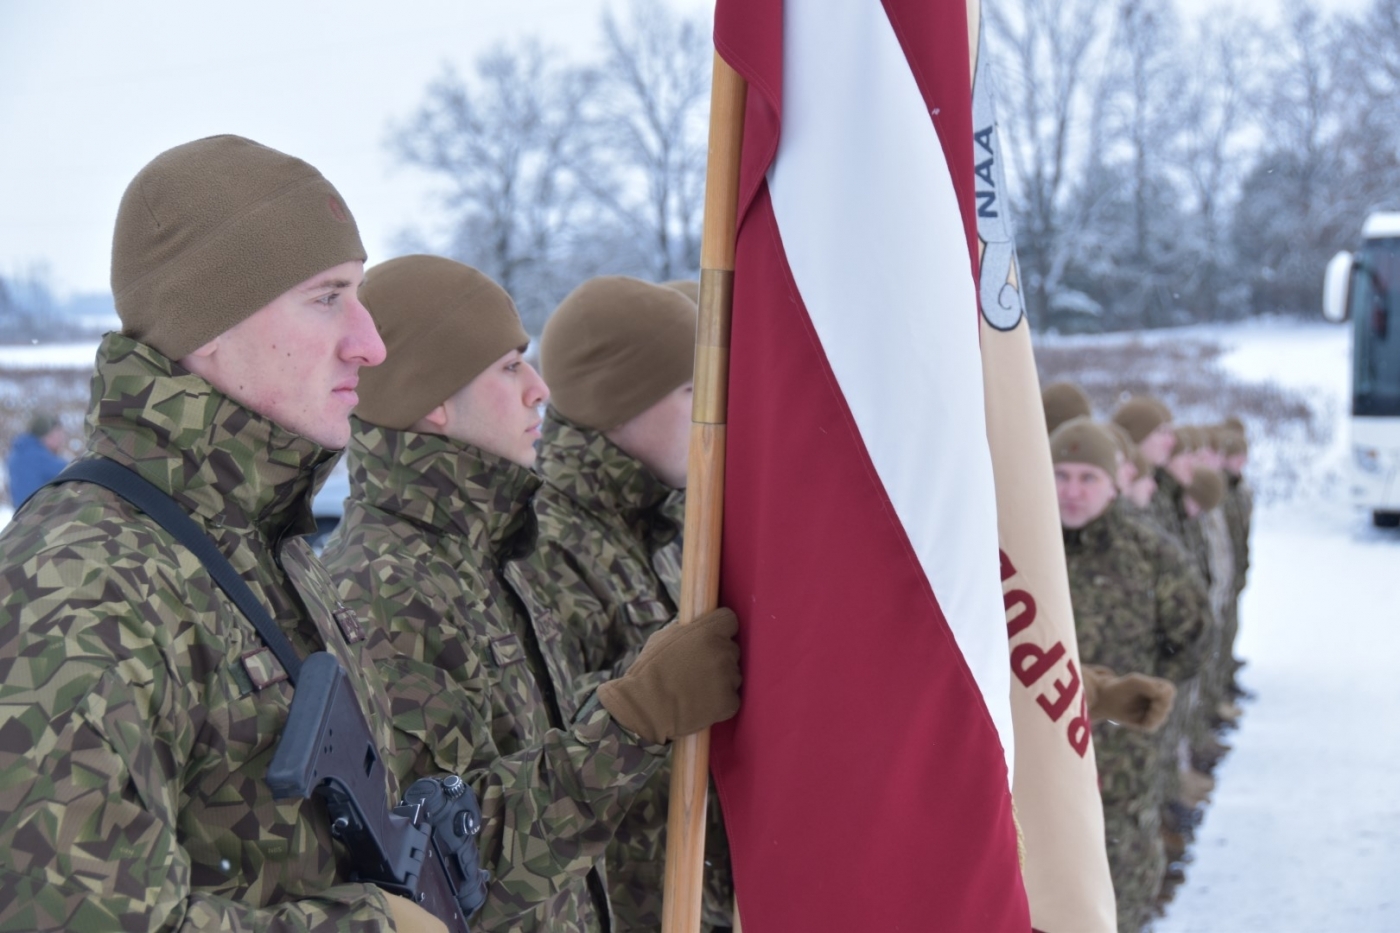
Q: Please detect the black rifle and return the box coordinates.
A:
[267,651,489,931]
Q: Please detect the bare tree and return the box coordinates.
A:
[986,0,1113,326]
[1174,14,1261,320]
[390,43,599,332]
[584,1,711,281]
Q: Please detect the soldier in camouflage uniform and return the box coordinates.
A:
[321,256,742,933]
[533,276,733,933]
[1052,418,1209,933]
[0,136,451,931]
[1183,468,1235,774]
[1219,425,1253,694]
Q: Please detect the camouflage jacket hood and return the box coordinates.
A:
[536,409,682,550]
[325,419,666,933]
[344,415,540,562]
[0,332,401,931]
[84,333,337,536]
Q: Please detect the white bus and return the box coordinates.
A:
[1324,212,1400,527]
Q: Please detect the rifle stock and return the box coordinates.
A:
[268,651,486,932]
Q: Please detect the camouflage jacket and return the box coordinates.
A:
[1200,508,1235,623]
[1149,467,1189,546]
[1063,500,1209,686]
[0,335,401,932]
[531,411,683,707]
[1151,467,1213,584]
[1224,474,1253,597]
[1065,501,1210,810]
[530,412,732,933]
[321,420,667,933]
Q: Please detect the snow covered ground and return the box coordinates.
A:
[1148,320,1400,932]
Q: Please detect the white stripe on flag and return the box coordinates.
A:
[768,0,1013,778]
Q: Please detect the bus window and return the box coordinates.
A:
[1352,238,1400,415]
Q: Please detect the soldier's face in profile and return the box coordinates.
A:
[438,348,550,466]
[1055,462,1117,529]
[1139,423,1176,466]
[180,260,386,449]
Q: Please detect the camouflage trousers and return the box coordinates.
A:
[1103,803,1167,933]
[1188,607,1226,758]
[1095,722,1168,932]
[1159,675,1198,809]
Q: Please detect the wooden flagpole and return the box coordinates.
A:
[660,50,747,933]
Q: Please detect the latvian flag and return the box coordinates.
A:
[708,0,1030,930]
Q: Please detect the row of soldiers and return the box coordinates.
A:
[1043,383,1254,932]
[0,136,740,932]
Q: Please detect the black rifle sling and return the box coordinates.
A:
[47,457,303,685]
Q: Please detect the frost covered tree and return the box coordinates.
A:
[583,1,711,281]
[985,0,1113,328]
[1232,0,1350,316]
[389,44,601,333]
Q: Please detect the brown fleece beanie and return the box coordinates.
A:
[1049,417,1120,479]
[1186,467,1225,510]
[112,135,366,361]
[662,279,700,303]
[352,255,528,430]
[1043,381,1093,434]
[1220,428,1248,457]
[1173,425,1202,454]
[1112,397,1172,443]
[542,276,698,431]
[1105,421,1146,475]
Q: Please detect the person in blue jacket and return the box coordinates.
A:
[6,413,69,504]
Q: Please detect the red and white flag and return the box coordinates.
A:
[709,1,1029,929]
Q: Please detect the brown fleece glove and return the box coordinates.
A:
[386,893,449,933]
[597,608,742,744]
[1085,664,1176,732]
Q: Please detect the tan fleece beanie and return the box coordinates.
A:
[541,276,698,431]
[112,135,366,361]
[662,279,700,303]
[354,255,528,430]
[1049,417,1120,479]
[1186,467,1225,510]
[1043,381,1093,434]
[1112,397,1172,443]
[1173,425,1202,454]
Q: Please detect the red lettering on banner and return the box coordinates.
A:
[1000,549,1017,582]
[1010,640,1066,688]
[1005,589,1036,637]
[1003,549,1089,755]
[1066,691,1092,757]
[1035,659,1080,722]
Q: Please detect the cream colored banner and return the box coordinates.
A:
[969,5,1117,931]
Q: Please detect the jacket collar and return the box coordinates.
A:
[84,332,335,539]
[535,409,676,534]
[1062,499,1122,551]
[346,416,539,558]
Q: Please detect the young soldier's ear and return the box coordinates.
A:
[420,403,450,431]
[180,336,220,368]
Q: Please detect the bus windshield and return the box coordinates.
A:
[1350,237,1400,416]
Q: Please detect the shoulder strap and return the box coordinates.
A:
[48,458,302,685]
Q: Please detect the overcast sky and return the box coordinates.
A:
[0,0,1366,298]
